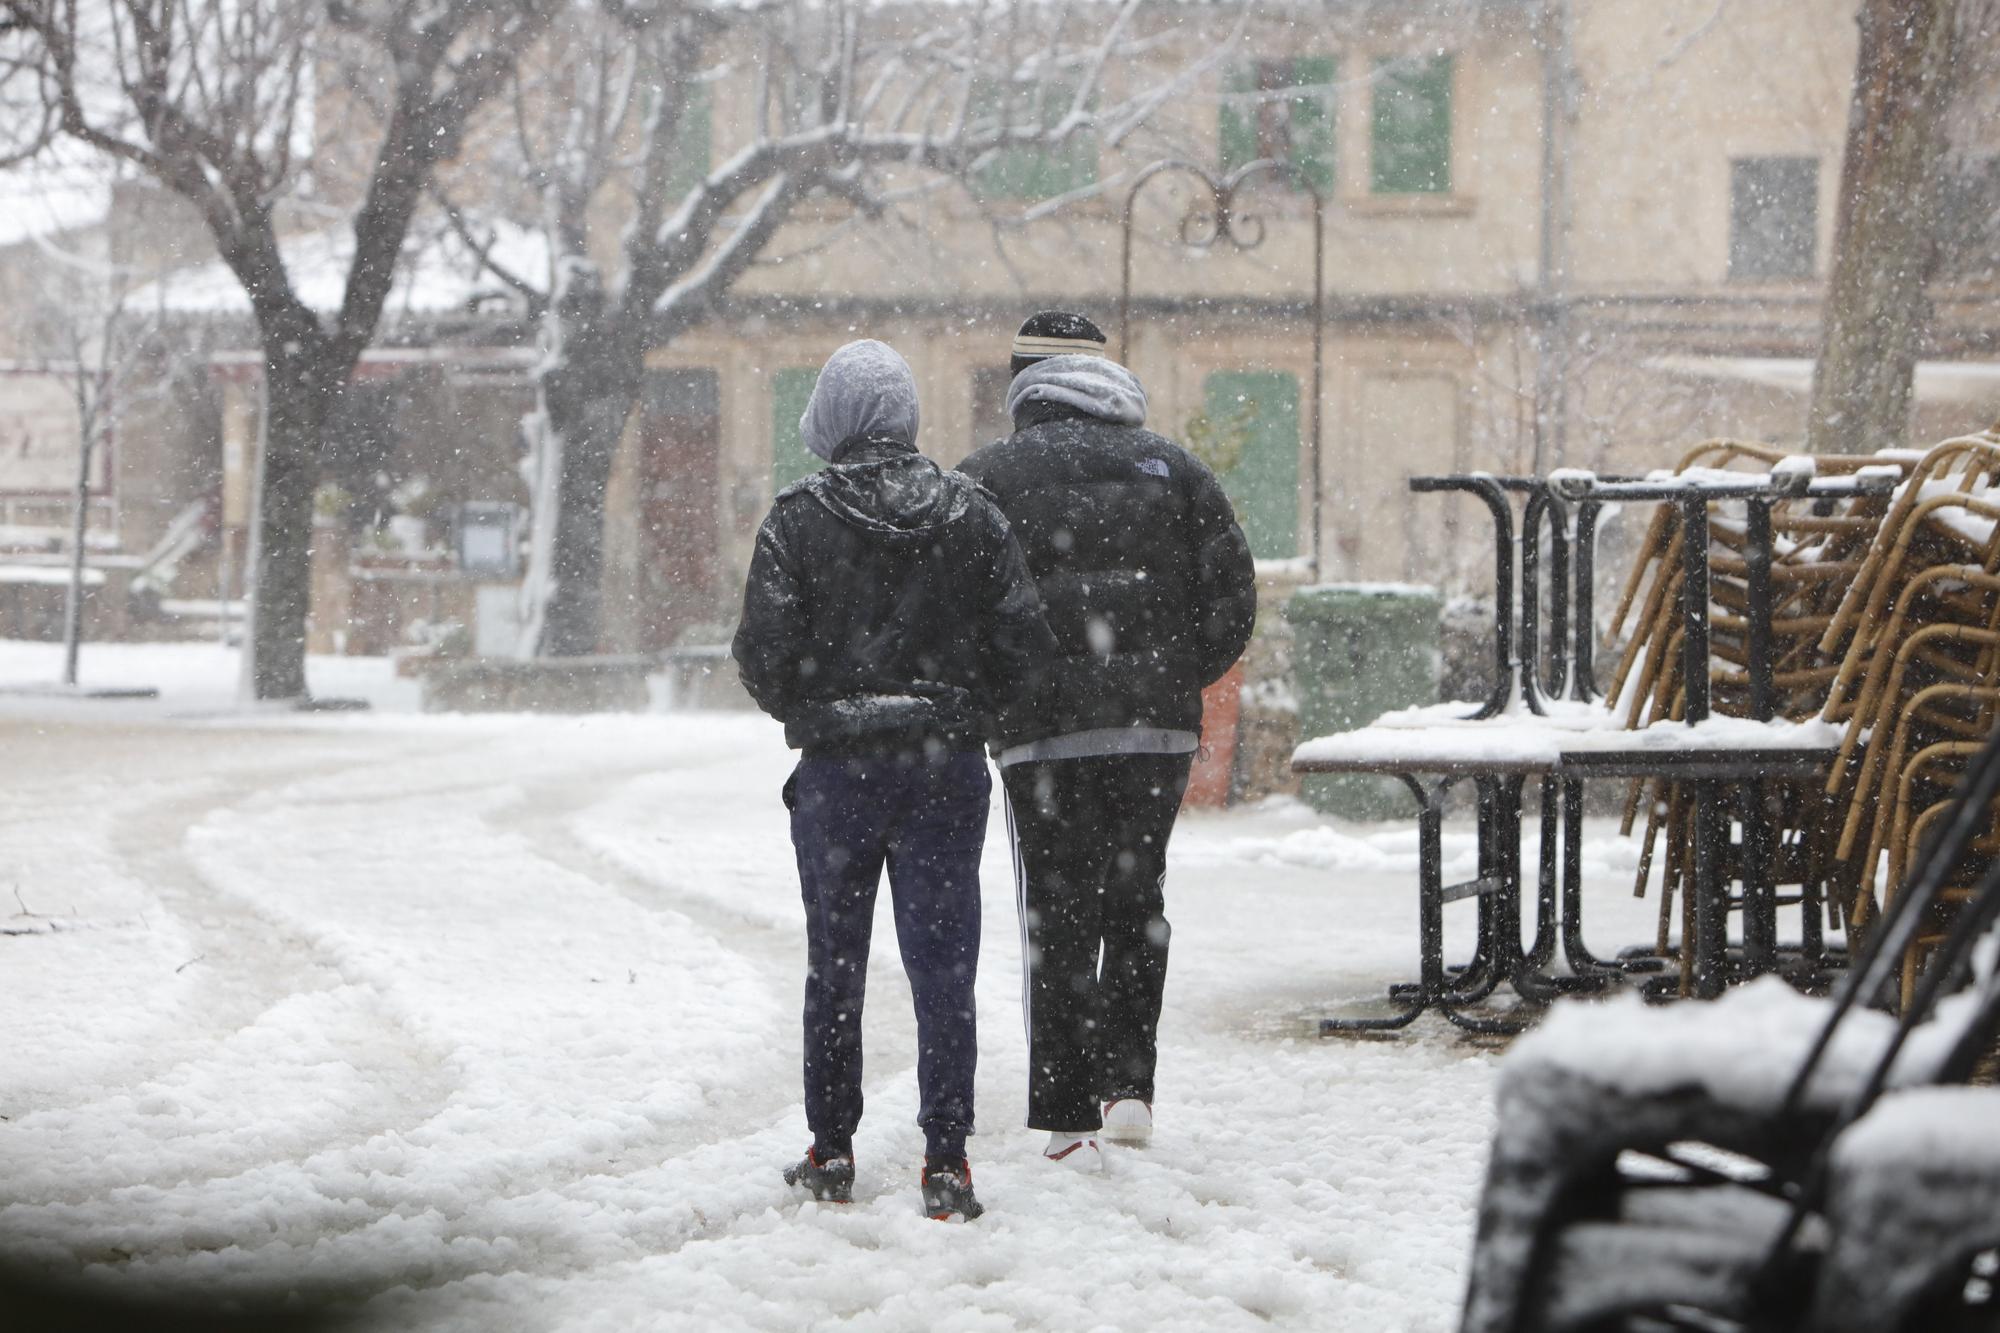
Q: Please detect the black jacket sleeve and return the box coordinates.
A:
[1184,461,1258,686]
[731,507,810,721]
[973,500,1057,714]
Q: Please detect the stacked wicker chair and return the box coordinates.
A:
[1815,430,2000,1006]
[1598,442,1912,983]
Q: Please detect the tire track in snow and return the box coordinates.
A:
[23,737,938,1306]
[9,728,812,1296]
[0,730,471,1238]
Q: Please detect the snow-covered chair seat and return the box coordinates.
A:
[1810,1085,2000,1333]
[1465,1072,2000,1333]
[1462,972,2000,1333]
[1459,979,1956,1333]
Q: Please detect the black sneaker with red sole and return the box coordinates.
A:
[919,1158,984,1221]
[783,1147,855,1203]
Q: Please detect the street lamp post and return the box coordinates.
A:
[1117,158,1326,574]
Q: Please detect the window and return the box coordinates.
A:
[646,80,712,201]
[971,79,1098,200]
[1200,370,1300,559]
[1219,57,1335,193]
[1371,54,1453,195]
[770,367,819,491]
[636,369,721,651]
[1729,157,1819,281]
[1936,155,2000,283]
[665,82,713,200]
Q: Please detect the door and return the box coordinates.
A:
[637,368,721,651]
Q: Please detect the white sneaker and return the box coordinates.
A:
[1102,1097,1153,1145]
[1043,1131,1103,1172]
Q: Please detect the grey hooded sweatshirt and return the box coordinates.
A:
[733,342,1056,755]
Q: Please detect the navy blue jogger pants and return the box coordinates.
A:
[786,748,988,1162]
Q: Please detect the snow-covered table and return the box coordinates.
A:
[1293,703,1844,1028]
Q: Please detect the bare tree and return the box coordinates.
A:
[0,0,557,700]
[1806,0,1965,456]
[9,222,166,686]
[435,0,1229,657]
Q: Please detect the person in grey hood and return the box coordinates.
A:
[959,311,1256,1172]
[733,339,1055,1221]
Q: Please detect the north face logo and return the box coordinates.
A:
[1136,458,1169,478]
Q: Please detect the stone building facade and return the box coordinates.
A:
[3,0,1997,656]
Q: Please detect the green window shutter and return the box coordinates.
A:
[1372,54,1453,195]
[1203,370,1300,559]
[771,367,820,491]
[1288,56,1337,195]
[1219,66,1258,176]
[663,81,713,201]
[1219,59,1334,193]
[973,79,1098,201]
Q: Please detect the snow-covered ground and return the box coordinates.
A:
[0,640,1665,1331]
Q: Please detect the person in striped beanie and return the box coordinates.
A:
[1009,310,1118,375]
[960,312,1257,1172]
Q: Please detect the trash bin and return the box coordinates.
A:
[1286,584,1442,819]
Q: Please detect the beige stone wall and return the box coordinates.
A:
[1566,0,1858,294]
[20,0,2000,649]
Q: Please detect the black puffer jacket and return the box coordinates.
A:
[958,401,1257,745]
[732,436,1056,755]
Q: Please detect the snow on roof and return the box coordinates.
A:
[134,216,551,317]
[1651,355,2000,406]
[0,161,114,249]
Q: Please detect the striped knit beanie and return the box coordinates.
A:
[1011,311,1108,376]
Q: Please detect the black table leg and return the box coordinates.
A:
[1323,776,1452,1032]
[1440,779,1533,1032]
[1554,774,1658,981]
[1526,774,1560,972]
[1738,777,1779,979]
[1444,777,1509,1005]
[1413,477,1518,721]
[1692,776,1731,999]
[1322,774,1533,1036]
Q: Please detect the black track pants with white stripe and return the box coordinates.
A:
[1002,752,1193,1132]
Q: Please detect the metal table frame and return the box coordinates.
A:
[1298,466,1895,1029]
[1298,744,1839,1030]
[1410,474,1613,720]
[1556,470,1892,994]
[1298,753,1614,1035]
